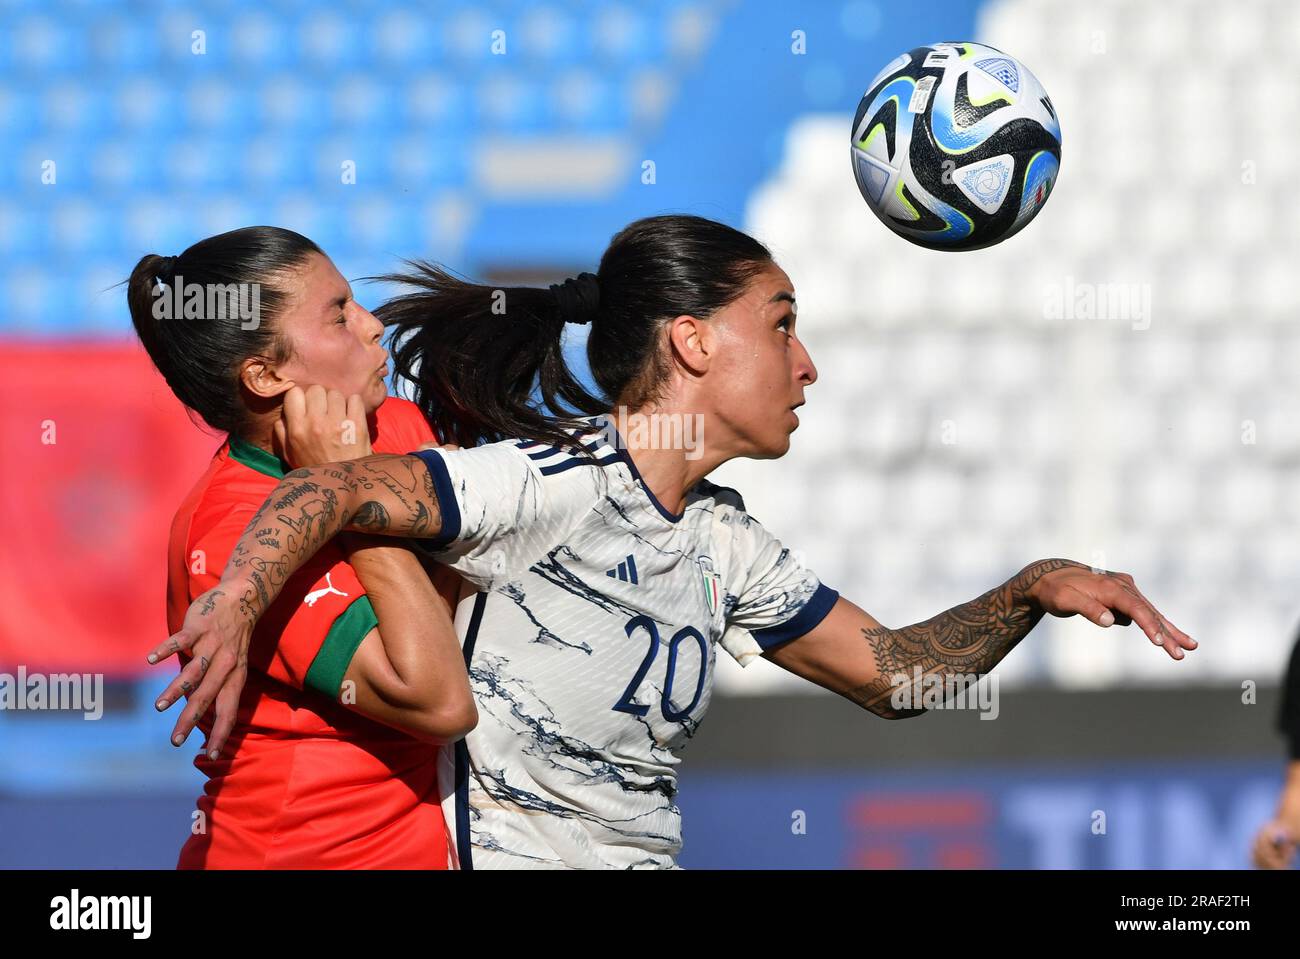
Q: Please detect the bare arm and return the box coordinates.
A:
[766,558,1197,719]
[150,452,447,757]
[230,453,443,624]
[274,386,473,742]
[338,534,476,744]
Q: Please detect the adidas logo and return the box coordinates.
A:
[605,554,639,584]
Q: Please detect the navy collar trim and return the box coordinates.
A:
[593,415,686,524]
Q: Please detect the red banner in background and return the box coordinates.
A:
[0,342,219,675]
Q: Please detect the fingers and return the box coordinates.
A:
[1106,574,1198,659]
[1253,848,1286,869]
[1060,586,1118,629]
[326,387,346,430]
[1252,830,1295,869]
[167,648,233,747]
[204,664,246,760]
[1250,840,1278,869]
[152,647,213,711]
[1131,582,1197,656]
[284,384,370,464]
[1036,566,1182,654]
[345,393,365,433]
[1087,578,1164,643]
[1279,843,1296,869]
[283,384,307,424]
[304,382,328,417]
[146,628,196,665]
[345,393,371,453]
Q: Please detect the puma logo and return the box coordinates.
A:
[304,572,348,607]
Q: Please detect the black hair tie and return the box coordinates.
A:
[156,255,178,285]
[549,272,600,325]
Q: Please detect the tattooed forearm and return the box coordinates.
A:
[847,558,1085,717]
[411,499,433,537]
[353,500,391,532]
[217,454,444,623]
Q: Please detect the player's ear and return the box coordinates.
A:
[239,355,294,401]
[667,314,710,375]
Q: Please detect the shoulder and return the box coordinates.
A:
[431,434,615,504]
[169,446,226,543]
[692,477,746,513]
[183,455,268,551]
[508,429,621,482]
[691,480,793,577]
[416,431,613,532]
[191,498,259,557]
[690,478,760,536]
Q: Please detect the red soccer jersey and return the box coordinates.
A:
[167,397,451,869]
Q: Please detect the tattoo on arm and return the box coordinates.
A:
[353,501,391,531]
[198,590,222,616]
[221,454,443,624]
[847,558,1084,718]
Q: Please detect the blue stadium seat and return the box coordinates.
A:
[0,0,731,334]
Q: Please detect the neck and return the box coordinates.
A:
[234,405,381,460]
[235,411,279,455]
[604,400,732,516]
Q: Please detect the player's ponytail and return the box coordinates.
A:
[377,263,605,451]
[125,226,322,436]
[377,214,773,451]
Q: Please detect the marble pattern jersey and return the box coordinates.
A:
[412,415,839,869]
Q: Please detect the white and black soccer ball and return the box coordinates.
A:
[850,41,1062,251]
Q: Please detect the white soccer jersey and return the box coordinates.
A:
[411,415,838,869]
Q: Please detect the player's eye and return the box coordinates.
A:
[777,315,792,333]
[335,312,347,326]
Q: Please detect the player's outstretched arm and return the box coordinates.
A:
[765,558,1197,719]
[146,453,444,757]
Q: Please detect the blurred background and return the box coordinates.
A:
[1,0,1296,868]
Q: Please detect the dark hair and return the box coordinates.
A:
[126,226,323,435]
[376,214,774,451]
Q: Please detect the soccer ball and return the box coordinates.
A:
[850,41,1062,251]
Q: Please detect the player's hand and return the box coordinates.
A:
[274,385,372,468]
[1250,820,1297,869]
[146,584,252,759]
[1025,563,1197,660]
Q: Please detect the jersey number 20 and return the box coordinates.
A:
[613,614,708,722]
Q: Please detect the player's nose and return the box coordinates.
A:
[794,337,818,386]
[358,303,384,343]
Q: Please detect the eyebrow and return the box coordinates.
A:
[323,291,351,313]
[769,291,796,305]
